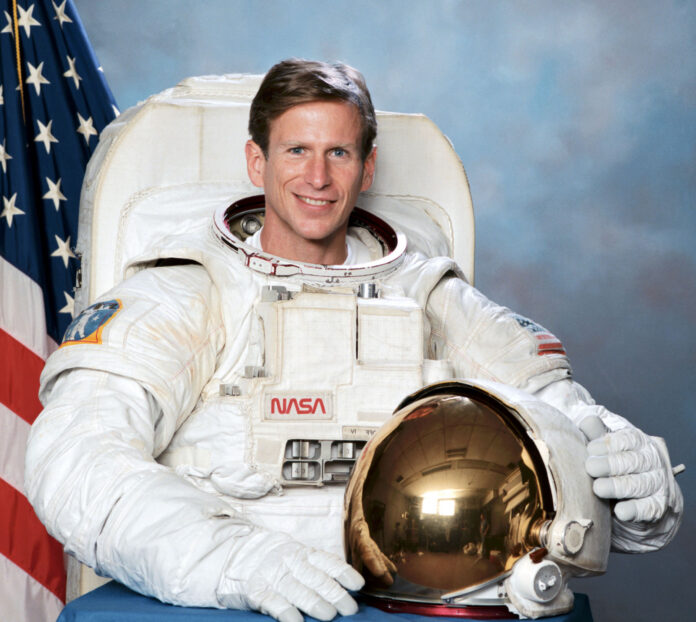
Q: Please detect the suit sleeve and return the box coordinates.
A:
[24,265,258,606]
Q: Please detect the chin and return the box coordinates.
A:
[294,223,341,242]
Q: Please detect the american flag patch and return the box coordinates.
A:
[514,315,566,356]
[534,332,566,355]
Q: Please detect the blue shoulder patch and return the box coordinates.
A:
[61,299,122,346]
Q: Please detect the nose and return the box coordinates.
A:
[305,154,330,189]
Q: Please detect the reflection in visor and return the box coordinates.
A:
[345,391,554,604]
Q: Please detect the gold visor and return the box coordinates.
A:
[344,383,555,603]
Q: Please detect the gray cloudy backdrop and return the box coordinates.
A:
[73,1,694,619]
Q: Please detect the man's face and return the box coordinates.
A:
[245,100,376,262]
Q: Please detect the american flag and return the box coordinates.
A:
[0,1,117,619]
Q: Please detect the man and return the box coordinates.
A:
[25,59,683,621]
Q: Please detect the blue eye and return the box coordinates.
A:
[289,147,304,155]
[333,148,346,157]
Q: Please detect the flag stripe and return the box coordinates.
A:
[0,255,58,359]
[0,328,44,425]
[0,402,31,494]
[0,554,64,622]
[0,477,66,601]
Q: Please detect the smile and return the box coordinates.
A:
[296,195,333,207]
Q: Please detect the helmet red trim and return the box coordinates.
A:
[361,594,518,619]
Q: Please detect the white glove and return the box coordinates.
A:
[218,530,364,622]
[579,415,681,523]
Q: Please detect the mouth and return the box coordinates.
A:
[295,194,334,207]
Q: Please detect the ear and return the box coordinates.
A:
[245,140,266,188]
[360,146,377,192]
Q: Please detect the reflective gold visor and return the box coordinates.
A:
[345,386,554,603]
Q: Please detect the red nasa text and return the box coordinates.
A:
[270,397,327,415]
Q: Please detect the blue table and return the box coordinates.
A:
[57,582,593,622]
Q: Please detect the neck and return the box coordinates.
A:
[259,227,348,265]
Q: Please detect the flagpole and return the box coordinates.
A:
[10,0,24,120]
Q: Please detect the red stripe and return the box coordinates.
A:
[539,348,566,355]
[0,478,66,602]
[538,342,564,350]
[0,329,45,425]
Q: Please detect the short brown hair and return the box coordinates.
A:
[249,58,377,161]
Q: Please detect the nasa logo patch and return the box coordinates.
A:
[264,393,333,420]
[61,299,122,346]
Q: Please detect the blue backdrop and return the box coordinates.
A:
[73,1,695,619]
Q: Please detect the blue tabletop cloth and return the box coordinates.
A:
[57,582,593,622]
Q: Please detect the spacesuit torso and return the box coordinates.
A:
[158,244,454,553]
[41,197,468,555]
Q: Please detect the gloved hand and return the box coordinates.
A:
[579,415,681,523]
[349,517,397,586]
[218,530,364,622]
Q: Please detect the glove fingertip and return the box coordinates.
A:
[338,567,365,591]
[335,594,359,616]
[592,477,615,499]
[579,415,608,442]
[585,455,610,478]
[614,500,638,522]
[277,606,305,622]
[586,438,608,456]
[308,601,337,621]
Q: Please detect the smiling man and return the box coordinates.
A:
[244,61,377,265]
[26,59,682,622]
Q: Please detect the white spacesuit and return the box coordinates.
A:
[24,72,682,621]
[25,193,682,616]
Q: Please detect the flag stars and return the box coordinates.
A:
[17,3,41,38]
[2,193,25,227]
[43,177,67,210]
[63,55,81,89]
[35,119,59,154]
[26,61,50,96]
[59,291,75,318]
[0,139,12,173]
[52,1,73,27]
[51,234,76,268]
[1,11,13,35]
[76,113,97,144]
